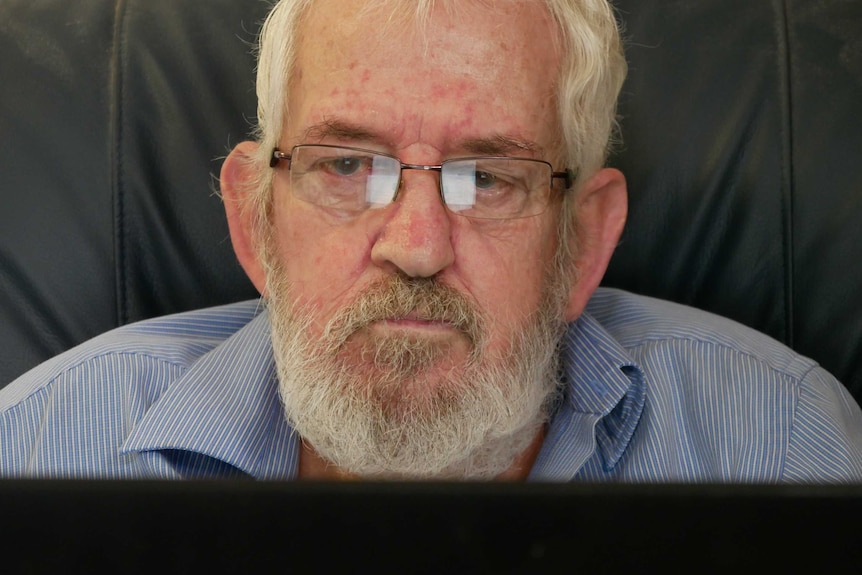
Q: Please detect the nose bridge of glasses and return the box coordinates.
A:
[393,163,445,201]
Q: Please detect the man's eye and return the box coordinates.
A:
[472,169,530,208]
[474,170,498,189]
[321,156,366,176]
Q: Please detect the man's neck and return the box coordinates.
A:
[297,428,546,481]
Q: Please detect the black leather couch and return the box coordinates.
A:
[2,0,861,400]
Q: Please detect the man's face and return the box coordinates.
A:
[264,0,573,478]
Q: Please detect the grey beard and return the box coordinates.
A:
[268,269,571,480]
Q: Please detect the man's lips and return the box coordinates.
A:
[369,314,460,333]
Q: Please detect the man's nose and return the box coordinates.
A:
[370,171,456,278]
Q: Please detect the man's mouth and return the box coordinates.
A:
[323,276,484,348]
[369,314,460,334]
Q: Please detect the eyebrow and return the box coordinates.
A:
[460,135,544,158]
[302,119,544,158]
[303,119,383,145]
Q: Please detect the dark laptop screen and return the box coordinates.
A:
[1,480,859,572]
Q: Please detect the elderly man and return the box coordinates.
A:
[2,0,862,481]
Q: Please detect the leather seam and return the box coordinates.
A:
[108,0,129,326]
[774,0,795,348]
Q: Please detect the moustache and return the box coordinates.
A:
[322,275,485,347]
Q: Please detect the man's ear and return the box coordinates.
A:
[565,167,628,321]
[220,141,268,295]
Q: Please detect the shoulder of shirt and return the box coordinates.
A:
[0,300,265,411]
[586,287,821,381]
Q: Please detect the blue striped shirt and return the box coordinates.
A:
[2,288,861,481]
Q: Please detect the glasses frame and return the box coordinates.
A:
[270,145,575,219]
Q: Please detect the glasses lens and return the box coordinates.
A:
[289,146,399,213]
[442,158,551,219]
[286,146,553,220]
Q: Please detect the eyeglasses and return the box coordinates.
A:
[270,144,573,220]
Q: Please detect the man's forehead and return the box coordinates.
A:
[287,0,562,156]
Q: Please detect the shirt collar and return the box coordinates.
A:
[530,310,646,481]
[121,305,300,479]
